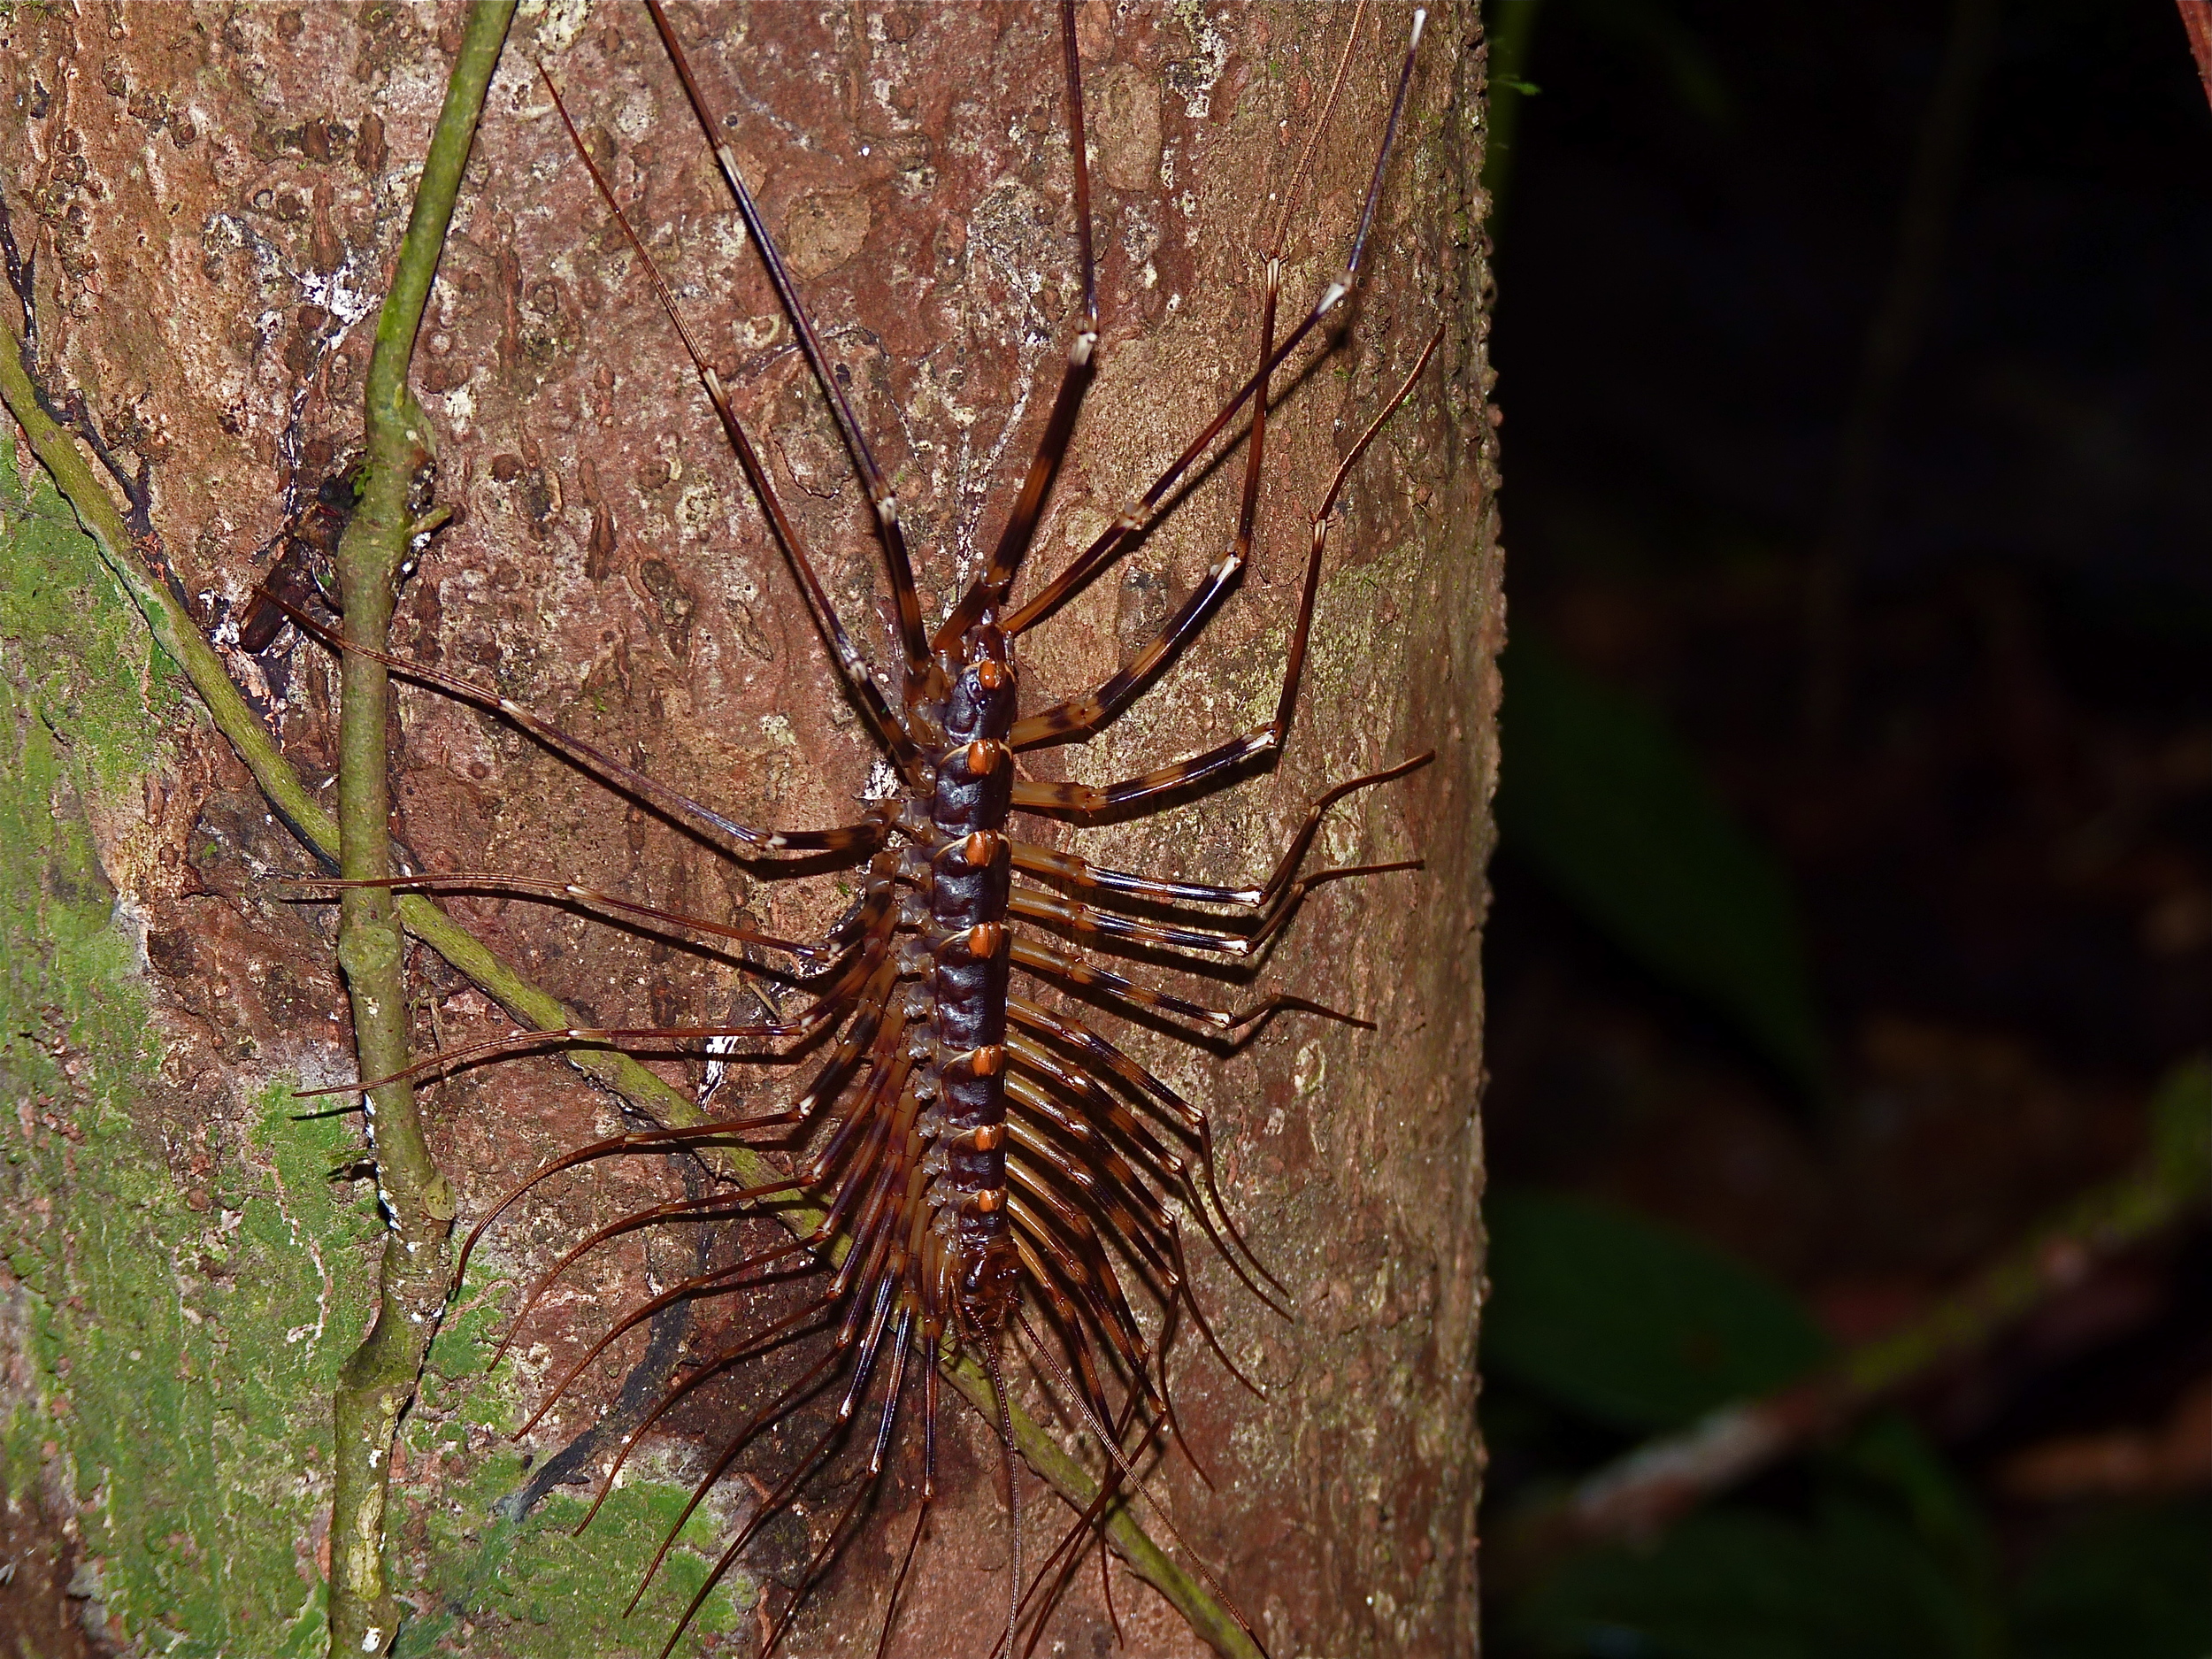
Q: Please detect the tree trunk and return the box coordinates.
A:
[0,5,1500,1656]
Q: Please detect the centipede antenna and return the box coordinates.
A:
[984,1330,1024,1659]
[930,0,1104,652]
[638,0,931,679]
[1265,0,1371,257]
[535,61,926,773]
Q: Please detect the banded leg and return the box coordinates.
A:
[574,1289,842,1531]
[312,869,902,1098]
[1010,997,1314,1313]
[1008,855,1420,963]
[757,1300,925,1659]
[1007,1175,1159,1393]
[636,1138,920,1616]
[287,872,820,963]
[1005,1107,1261,1398]
[270,591,896,859]
[1002,9,1431,637]
[303,938,892,1097]
[1004,1067,1256,1323]
[511,1088,926,1470]
[875,1353,935,1659]
[516,1228,831,1440]
[1010,933,1371,1033]
[676,957,907,1145]
[488,1187,813,1376]
[662,1248,917,1653]
[1008,1230,1126,1453]
[539,67,925,773]
[1007,751,1432,914]
[1009,325,1446,819]
[1006,1020,1291,1312]
[459,1064,898,1345]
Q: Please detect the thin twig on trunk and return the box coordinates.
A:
[324,6,515,1654]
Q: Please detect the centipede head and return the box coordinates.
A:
[945,617,1015,735]
[957,1233,1023,1333]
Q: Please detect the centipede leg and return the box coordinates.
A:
[1005,751,1432,913]
[1010,998,1298,1306]
[270,590,904,856]
[1009,327,1447,824]
[287,872,821,962]
[1002,9,1430,638]
[1005,1028,1290,1317]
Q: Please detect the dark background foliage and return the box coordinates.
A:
[1479,0,2212,1652]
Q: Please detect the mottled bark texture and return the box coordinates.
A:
[0,4,1499,1655]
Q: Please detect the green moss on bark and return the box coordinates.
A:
[0,441,742,1655]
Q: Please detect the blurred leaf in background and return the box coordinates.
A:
[1497,632,1831,1096]
[1484,1188,1832,1432]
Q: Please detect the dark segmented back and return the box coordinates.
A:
[922,624,1023,1326]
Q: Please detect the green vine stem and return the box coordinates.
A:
[0,24,1256,1658]
[324,4,514,1654]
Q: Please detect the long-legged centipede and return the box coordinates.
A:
[0,4,1491,1655]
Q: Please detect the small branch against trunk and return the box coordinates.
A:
[325,6,514,1655]
[1497,1063,2212,1583]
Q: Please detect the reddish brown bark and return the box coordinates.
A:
[0,4,1498,1654]
[2181,1,2212,111]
